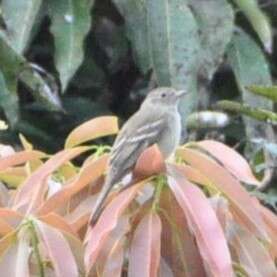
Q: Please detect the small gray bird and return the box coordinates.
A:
[90,87,187,224]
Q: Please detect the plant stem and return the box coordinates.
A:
[29,221,45,277]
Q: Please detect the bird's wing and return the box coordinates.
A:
[108,113,166,180]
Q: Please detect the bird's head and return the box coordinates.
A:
[143,87,187,107]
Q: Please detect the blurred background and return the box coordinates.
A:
[0,0,276,205]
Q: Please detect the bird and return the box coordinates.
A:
[90,87,187,225]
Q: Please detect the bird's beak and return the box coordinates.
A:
[176,90,188,98]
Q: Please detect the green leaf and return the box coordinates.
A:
[112,0,152,74]
[232,0,272,53]
[146,0,201,118]
[47,0,93,92]
[216,100,277,125]
[0,31,62,112]
[246,85,277,102]
[188,0,234,80]
[1,0,43,54]
[227,29,273,142]
[0,71,19,127]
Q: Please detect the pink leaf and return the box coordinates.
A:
[85,181,145,272]
[167,165,233,277]
[196,140,260,186]
[0,150,46,172]
[227,222,277,276]
[177,148,268,241]
[128,211,162,277]
[13,147,89,213]
[37,154,107,215]
[35,220,78,277]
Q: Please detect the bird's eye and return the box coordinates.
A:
[161,93,166,98]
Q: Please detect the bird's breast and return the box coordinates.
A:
[158,111,181,158]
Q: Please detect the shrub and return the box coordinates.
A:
[0,116,276,276]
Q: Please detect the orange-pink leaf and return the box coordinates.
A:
[35,220,78,277]
[133,145,165,178]
[167,165,233,277]
[0,150,46,172]
[85,181,145,271]
[102,238,124,277]
[13,146,89,213]
[66,195,97,233]
[159,187,206,277]
[227,222,277,276]
[128,211,162,277]
[65,116,118,148]
[177,148,268,241]
[0,230,30,277]
[39,213,77,237]
[0,231,16,257]
[37,154,108,215]
[195,140,260,186]
[0,208,23,229]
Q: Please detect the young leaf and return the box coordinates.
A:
[47,0,93,92]
[177,147,269,241]
[128,211,161,277]
[0,150,46,171]
[159,187,206,277]
[195,140,260,186]
[102,238,124,277]
[39,213,77,237]
[227,222,277,276]
[167,165,233,277]
[133,144,165,178]
[85,181,145,271]
[13,146,89,212]
[35,219,79,277]
[65,116,118,148]
[37,154,108,215]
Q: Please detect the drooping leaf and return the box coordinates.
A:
[1,0,43,54]
[167,165,233,277]
[13,146,89,212]
[0,150,46,171]
[177,147,269,241]
[35,219,79,277]
[47,0,93,92]
[232,0,272,52]
[39,213,77,237]
[65,116,118,148]
[227,222,277,276]
[37,154,108,215]
[128,211,161,277]
[159,187,206,277]
[195,140,261,186]
[85,181,146,271]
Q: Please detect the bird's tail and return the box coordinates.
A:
[90,177,114,225]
